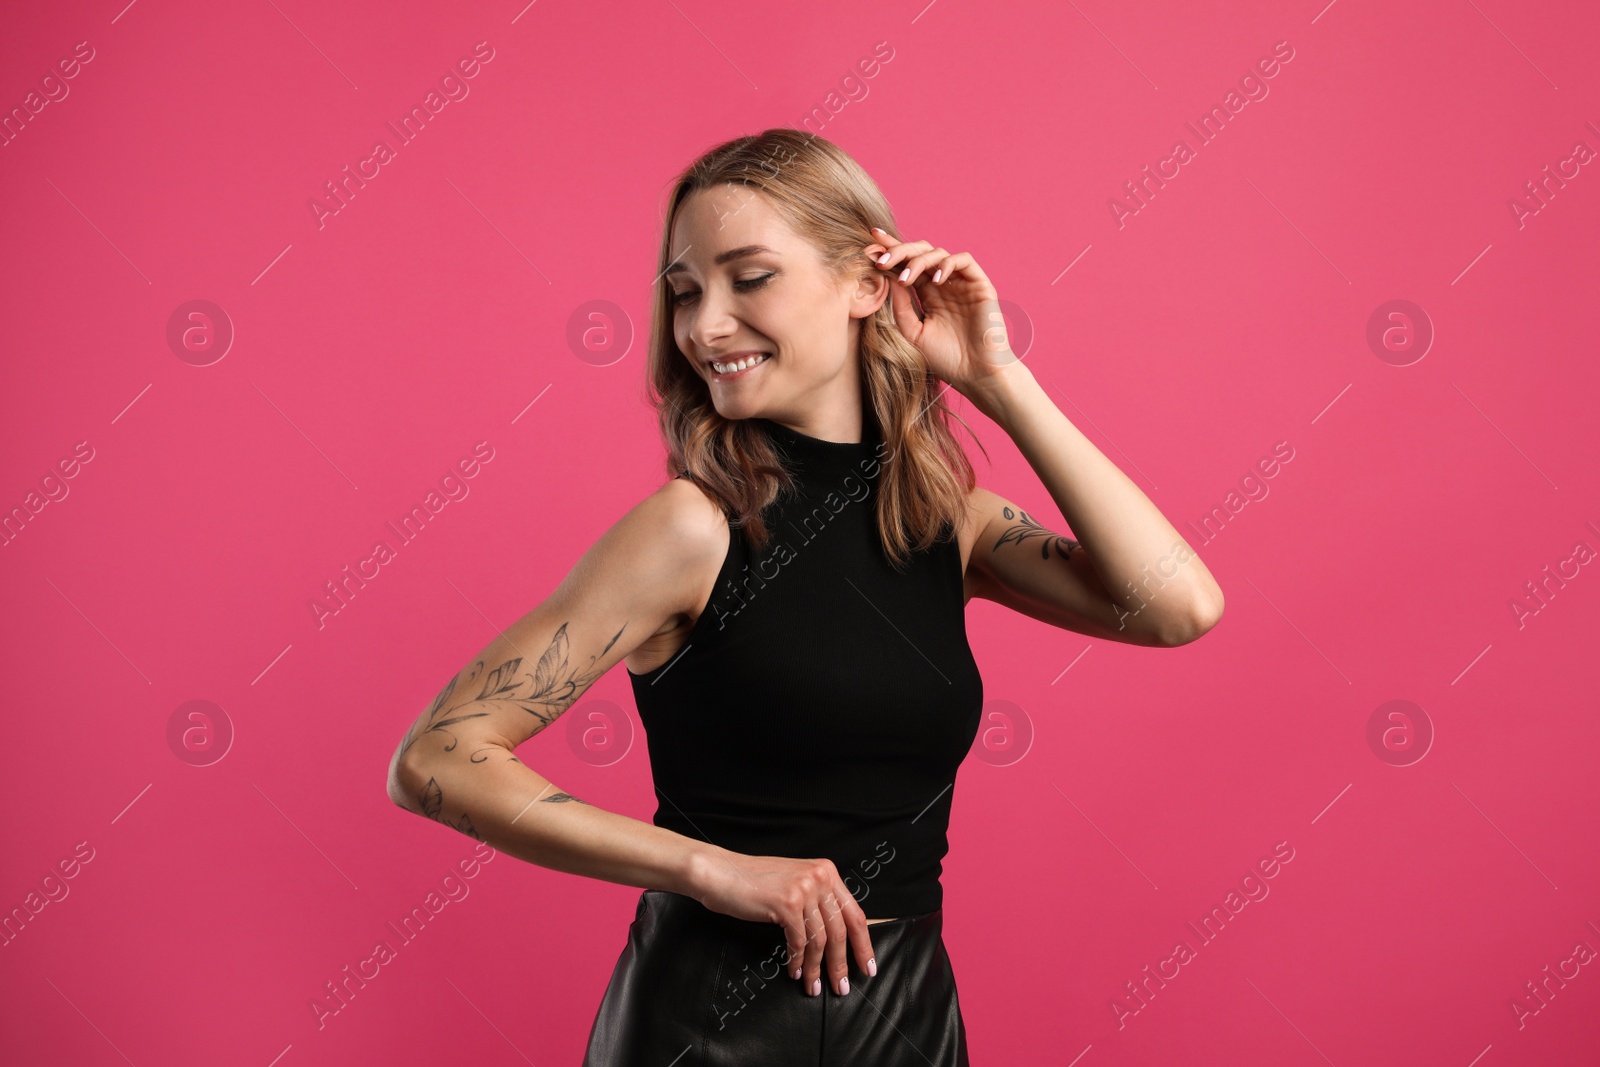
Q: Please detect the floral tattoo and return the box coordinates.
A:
[992,506,1081,560]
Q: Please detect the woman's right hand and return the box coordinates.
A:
[690,848,878,997]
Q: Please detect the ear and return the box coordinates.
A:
[848,266,890,320]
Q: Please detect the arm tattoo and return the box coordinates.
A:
[419,777,483,840]
[396,623,622,840]
[992,506,1081,561]
[396,621,628,765]
[408,759,587,842]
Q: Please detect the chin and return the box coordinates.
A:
[711,400,765,423]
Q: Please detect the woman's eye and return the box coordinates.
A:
[671,273,774,306]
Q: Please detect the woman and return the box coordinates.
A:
[386,129,1225,1064]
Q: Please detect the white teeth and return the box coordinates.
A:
[712,353,770,374]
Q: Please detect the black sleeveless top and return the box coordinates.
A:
[627,415,984,916]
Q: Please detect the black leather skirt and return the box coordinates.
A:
[583,889,969,1066]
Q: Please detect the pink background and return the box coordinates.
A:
[3,0,1598,1063]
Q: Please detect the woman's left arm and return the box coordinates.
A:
[866,228,1224,648]
[963,362,1225,648]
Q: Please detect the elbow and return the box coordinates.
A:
[386,742,424,811]
[387,765,416,811]
[1162,593,1224,647]
[387,768,415,810]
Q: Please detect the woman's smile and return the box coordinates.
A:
[708,351,772,381]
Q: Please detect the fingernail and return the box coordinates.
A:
[792,968,801,980]
[811,978,821,997]
[877,253,890,264]
[933,269,942,283]
[872,226,885,234]
[840,977,850,995]
[868,957,877,976]
[898,268,910,282]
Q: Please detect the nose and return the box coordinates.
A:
[685,284,736,355]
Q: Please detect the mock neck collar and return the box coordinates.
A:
[754,414,883,474]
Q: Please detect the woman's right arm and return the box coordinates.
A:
[386,478,878,997]
[384,478,728,897]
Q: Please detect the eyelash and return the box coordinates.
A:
[670,273,775,307]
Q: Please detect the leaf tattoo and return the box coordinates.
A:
[397,622,624,841]
[992,506,1081,561]
[404,621,628,761]
[419,777,483,841]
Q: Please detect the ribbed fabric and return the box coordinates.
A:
[628,414,984,917]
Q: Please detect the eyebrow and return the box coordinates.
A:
[663,245,779,276]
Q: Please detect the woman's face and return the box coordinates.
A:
[666,184,885,426]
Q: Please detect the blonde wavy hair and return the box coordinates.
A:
[644,128,981,570]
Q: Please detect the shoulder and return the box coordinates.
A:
[575,475,728,583]
[558,476,731,630]
[638,475,731,572]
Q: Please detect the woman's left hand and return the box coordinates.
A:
[865,227,1023,397]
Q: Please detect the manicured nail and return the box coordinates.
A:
[868,957,877,976]
[792,968,802,980]
[933,269,942,283]
[872,226,885,234]
[877,253,890,264]
[811,978,821,997]
[898,268,910,282]
[839,977,850,995]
